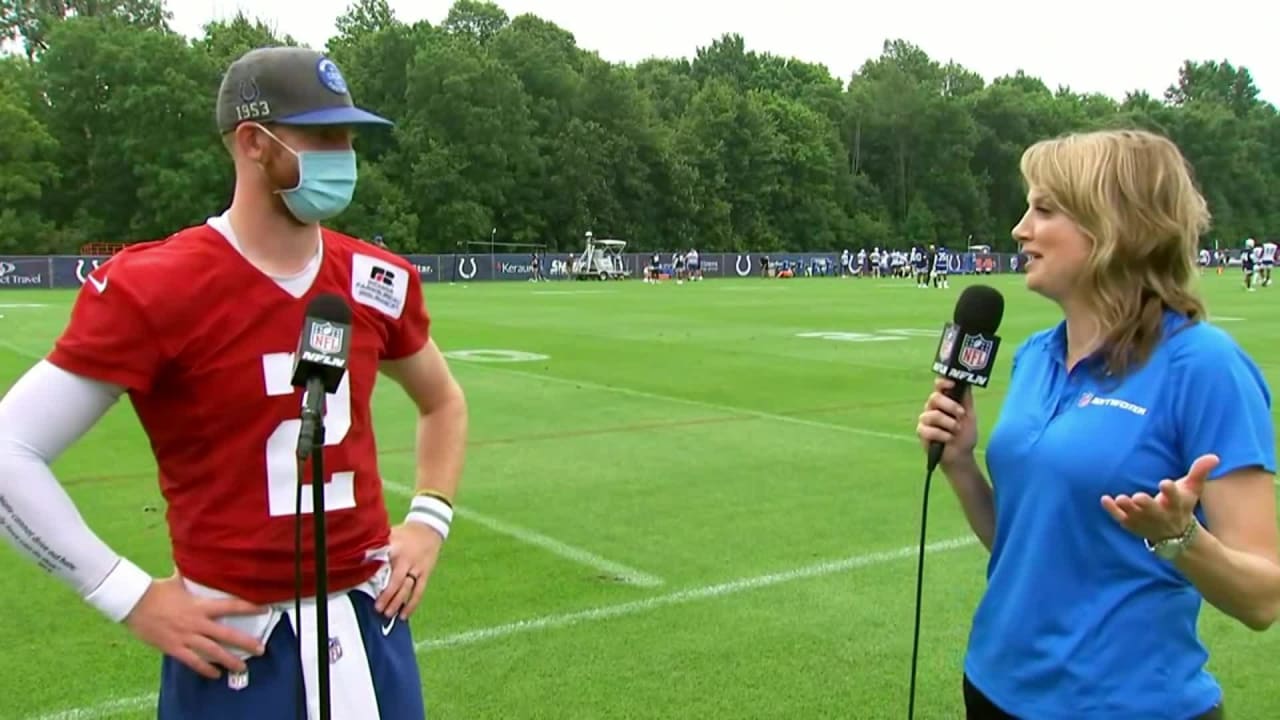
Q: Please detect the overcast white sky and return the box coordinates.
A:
[167,0,1279,104]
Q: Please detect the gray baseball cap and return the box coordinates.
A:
[216,46,392,133]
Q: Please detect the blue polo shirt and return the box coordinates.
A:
[967,310,1275,719]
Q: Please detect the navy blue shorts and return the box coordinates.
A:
[158,589,424,719]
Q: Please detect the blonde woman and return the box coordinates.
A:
[917,129,1280,719]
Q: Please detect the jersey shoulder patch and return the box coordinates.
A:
[350,252,409,319]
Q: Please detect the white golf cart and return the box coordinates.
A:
[572,233,631,280]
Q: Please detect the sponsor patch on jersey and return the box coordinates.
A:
[351,253,408,319]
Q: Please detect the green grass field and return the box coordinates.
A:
[0,272,1277,720]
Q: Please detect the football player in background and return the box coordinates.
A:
[686,247,701,281]
[1242,238,1258,292]
[931,244,951,289]
[911,244,929,288]
[0,48,467,718]
[1261,238,1276,287]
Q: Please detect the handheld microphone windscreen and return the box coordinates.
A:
[953,284,1004,334]
[307,293,353,325]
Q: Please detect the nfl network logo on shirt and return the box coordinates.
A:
[1078,391,1149,416]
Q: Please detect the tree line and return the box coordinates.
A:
[1,0,1277,255]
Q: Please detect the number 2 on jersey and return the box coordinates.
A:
[262,352,356,517]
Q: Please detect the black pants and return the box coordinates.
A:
[963,675,1224,720]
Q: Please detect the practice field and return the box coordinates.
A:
[1,272,1277,719]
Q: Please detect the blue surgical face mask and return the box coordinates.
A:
[257,126,358,224]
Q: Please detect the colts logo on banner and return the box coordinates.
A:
[310,321,344,354]
[958,334,994,371]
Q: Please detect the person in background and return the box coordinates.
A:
[530,251,543,282]
[1241,238,1257,292]
[1261,238,1276,286]
[917,128,1279,720]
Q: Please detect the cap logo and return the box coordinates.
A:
[238,78,260,103]
[317,58,348,95]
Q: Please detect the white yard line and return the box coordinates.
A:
[452,363,919,445]
[28,535,975,720]
[416,536,976,651]
[0,338,42,360]
[383,480,664,587]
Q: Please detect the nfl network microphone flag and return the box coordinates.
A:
[291,295,352,395]
[932,322,1000,388]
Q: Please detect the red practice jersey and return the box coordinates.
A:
[48,221,429,604]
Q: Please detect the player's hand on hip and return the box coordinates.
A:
[1101,453,1217,541]
[124,574,266,679]
[916,377,979,469]
[376,522,443,621]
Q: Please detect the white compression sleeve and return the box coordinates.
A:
[0,360,152,621]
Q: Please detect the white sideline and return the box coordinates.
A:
[382,480,664,588]
[27,536,977,720]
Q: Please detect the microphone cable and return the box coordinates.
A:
[907,460,938,720]
[294,458,306,720]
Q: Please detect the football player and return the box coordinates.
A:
[0,48,467,718]
[1261,238,1276,287]
[931,244,951,289]
[1243,238,1258,292]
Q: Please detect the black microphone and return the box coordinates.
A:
[908,283,1004,720]
[288,292,352,720]
[291,294,353,460]
[925,285,1005,474]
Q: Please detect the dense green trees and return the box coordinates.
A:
[1,0,1275,254]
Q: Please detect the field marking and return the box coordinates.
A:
[383,480,664,588]
[531,290,610,295]
[27,535,975,720]
[0,339,42,360]
[416,536,977,650]
[0,303,50,308]
[443,349,550,363]
[454,363,919,445]
[32,695,156,720]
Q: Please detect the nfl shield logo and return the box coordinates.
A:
[310,322,344,354]
[328,637,343,664]
[937,324,959,363]
[958,334,993,371]
[1078,392,1095,407]
[227,669,249,691]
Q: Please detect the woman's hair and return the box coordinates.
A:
[1019,128,1209,376]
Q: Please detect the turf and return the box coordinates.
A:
[0,271,1277,719]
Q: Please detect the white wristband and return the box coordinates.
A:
[84,557,153,623]
[406,495,453,541]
